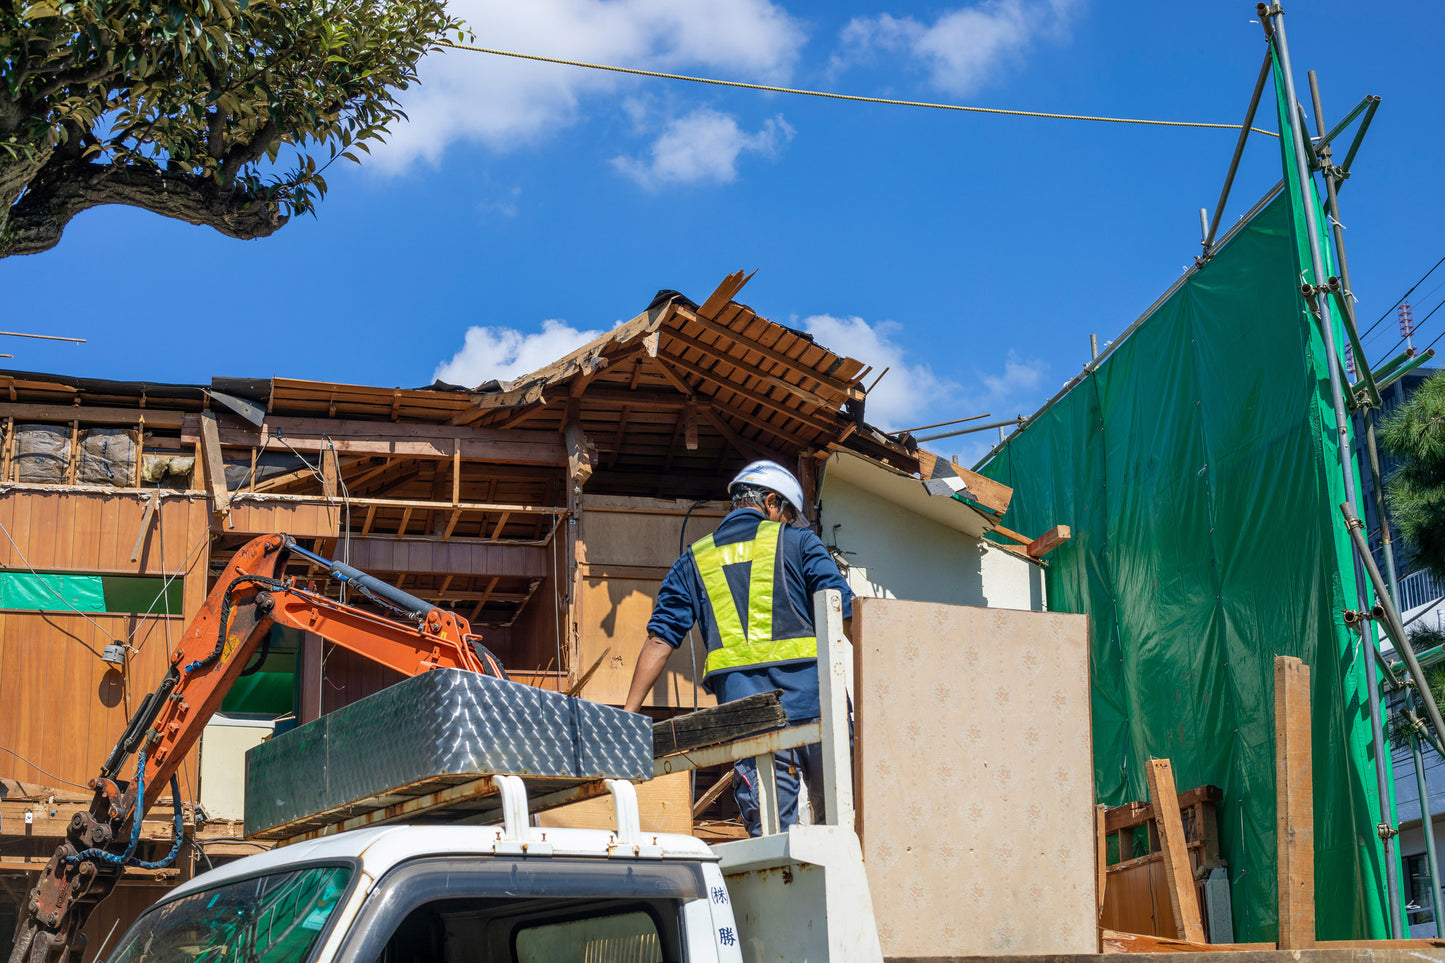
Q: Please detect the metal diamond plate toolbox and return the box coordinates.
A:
[243,669,652,837]
[572,698,652,779]
[244,715,328,837]
[325,669,578,809]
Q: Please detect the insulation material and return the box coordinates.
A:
[13,424,70,483]
[77,428,136,487]
[979,92,1389,940]
[853,598,1095,957]
[140,454,194,488]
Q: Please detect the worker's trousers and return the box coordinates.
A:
[733,742,825,836]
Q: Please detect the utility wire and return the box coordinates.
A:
[436,41,1279,137]
[0,745,92,791]
[1359,253,1445,344]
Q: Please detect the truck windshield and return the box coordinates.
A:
[108,865,352,963]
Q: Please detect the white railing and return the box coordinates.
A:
[1399,568,1445,616]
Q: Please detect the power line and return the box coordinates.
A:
[1360,253,1445,344]
[436,41,1279,137]
[0,744,92,791]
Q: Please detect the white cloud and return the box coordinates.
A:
[833,0,1078,95]
[801,314,1047,466]
[375,0,806,170]
[433,319,604,387]
[613,109,794,189]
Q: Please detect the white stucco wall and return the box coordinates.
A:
[818,465,1045,611]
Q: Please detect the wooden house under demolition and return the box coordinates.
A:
[0,272,1059,947]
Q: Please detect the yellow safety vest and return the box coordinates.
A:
[690,520,816,679]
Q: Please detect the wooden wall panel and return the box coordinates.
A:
[0,491,210,792]
[573,498,724,708]
[854,598,1095,957]
[225,502,339,538]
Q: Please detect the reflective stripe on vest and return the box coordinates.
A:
[691,520,815,677]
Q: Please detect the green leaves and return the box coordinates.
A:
[3,0,463,248]
[1382,372,1445,581]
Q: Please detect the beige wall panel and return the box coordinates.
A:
[854,598,1094,957]
[536,772,692,835]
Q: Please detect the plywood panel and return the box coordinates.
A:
[574,501,721,708]
[577,575,714,709]
[853,598,1095,957]
[537,772,692,835]
[0,490,210,790]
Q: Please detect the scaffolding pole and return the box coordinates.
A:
[1261,1,1403,936]
[1410,692,1445,938]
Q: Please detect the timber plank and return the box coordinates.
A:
[653,690,786,758]
[1145,759,1205,943]
[1274,656,1313,949]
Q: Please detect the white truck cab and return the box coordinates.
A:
[108,790,746,963]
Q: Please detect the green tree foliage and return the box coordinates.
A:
[1381,371,1445,580]
[1,0,462,257]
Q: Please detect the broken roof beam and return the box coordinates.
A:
[670,303,864,401]
[696,269,753,318]
[655,348,840,437]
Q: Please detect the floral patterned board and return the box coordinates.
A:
[853,598,1095,957]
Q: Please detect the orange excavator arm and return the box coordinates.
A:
[7,534,506,963]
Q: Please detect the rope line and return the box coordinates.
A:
[437,41,1279,137]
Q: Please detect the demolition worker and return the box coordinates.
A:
[622,459,853,835]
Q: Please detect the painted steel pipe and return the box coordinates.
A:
[1410,693,1445,937]
[1340,96,1382,179]
[1268,2,1401,932]
[1376,350,1437,395]
[1356,348,1418,395]
[1202,50,1274,257]
[916,416,1026,443]
[1343,507,1445,752]
[1316,94,1377,155]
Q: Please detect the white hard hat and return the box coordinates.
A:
[729,460,805,517]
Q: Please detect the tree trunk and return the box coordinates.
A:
[2,154,288,258]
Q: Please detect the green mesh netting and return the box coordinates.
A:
[978,50,1392,941]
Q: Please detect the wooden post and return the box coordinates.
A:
[198,411,231,514]
[1275,655,1314,949]
[321,445,338,499]
[299,632,323,723]
[66,419,79,485]
[133,415,145,488]
[1145,758,1205,943]
[130,492,158,564]
[1095,803,1109,920]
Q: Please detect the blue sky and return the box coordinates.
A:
[4,0,1442,463]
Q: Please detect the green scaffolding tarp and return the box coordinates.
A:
[979,56,1391,940]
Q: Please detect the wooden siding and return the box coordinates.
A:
[0,491,210,790]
